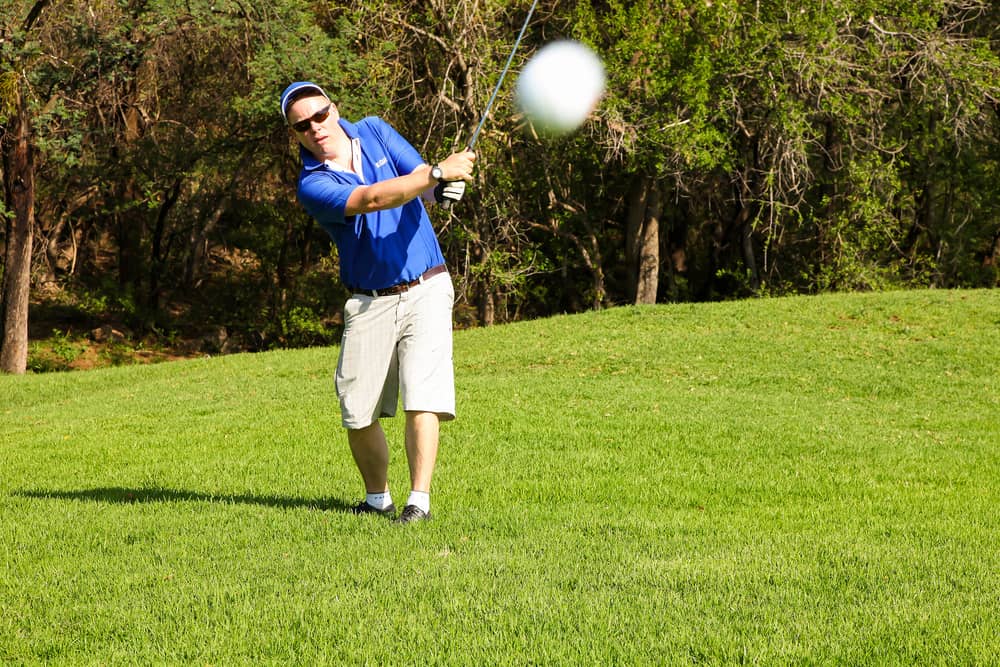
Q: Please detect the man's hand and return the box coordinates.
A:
[434,180,466,205]
[437,149,476,182]
[429,148,475,209]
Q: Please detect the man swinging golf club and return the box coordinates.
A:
[280,81,475,523]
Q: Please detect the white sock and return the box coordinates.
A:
[366,491,393,510]
[406,490,430,514]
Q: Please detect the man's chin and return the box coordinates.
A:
[306,143,332,159]
[314,139,336,153]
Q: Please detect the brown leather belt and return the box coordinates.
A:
[350,264,447,297]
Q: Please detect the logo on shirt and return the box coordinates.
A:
[374,157,387,168]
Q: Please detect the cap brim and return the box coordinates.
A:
[280,82,328,120]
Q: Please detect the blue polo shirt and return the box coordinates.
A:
[296,117,445,290]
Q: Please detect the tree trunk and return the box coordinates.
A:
[1,100,36,374]
[731,200,760,293]
[985,228,1000,278]
[627,176,661,304]
[636,180,661,304]
[478,288,495,326]
[148,178,182,312]
[116,181,143,292]
[45,186,96,281]
[185,198,226,288]
[185,151,252,287]
[42,215,68,285]
[740,211,759,292]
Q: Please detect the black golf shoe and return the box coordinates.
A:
[351,501,396,517]
[395,504,432,524]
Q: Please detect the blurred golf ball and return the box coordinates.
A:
[515,40,606,136]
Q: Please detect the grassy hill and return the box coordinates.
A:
[2,289,998,664]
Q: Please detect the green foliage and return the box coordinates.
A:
[0,70,17,121]
[4,0,999,346]
[279,305,338,348]
[569,0,1000,301]
[26,330,86,373]
[240,6,385,121]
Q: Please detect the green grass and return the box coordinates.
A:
[2,289,998,664]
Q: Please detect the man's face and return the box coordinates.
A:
[287,95,340,159]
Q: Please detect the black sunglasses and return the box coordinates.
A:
[291,104,332,132]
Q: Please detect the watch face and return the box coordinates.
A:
[432,166,443,180]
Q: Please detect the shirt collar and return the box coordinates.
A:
[300,118,361,173]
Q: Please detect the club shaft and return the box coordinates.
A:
[467,0,539,150]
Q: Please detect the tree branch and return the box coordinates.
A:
[22,0,52,32]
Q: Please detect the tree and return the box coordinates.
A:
[3,0,383,355]
[3,0,999,368]
[574,0,999,301]
[0,1,50,374]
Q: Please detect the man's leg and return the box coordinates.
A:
[404,410,440,493]
[347,421,390,493]
[396,411,439,522]
[396,275,453,523]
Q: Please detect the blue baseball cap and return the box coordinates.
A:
[279,81,329,121]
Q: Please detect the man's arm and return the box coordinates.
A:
[344,149,475,216]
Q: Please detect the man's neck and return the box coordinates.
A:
[311,120,354,171]
[320,137,353,171]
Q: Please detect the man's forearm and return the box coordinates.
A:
[345,166,434,216]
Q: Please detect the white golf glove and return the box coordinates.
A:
[435,180,466,206]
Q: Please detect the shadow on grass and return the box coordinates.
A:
[13,487,355,513]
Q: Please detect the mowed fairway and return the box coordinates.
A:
[2,290,998,664]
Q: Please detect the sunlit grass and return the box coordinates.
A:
[2,289,998,663]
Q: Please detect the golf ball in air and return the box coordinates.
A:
[515,40,606,136]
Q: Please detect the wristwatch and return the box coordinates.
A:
[430,164,443,181]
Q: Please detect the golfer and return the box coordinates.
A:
[280,81,475,523]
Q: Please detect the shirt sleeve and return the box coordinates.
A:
[297,171,358,229]
[369,117,425,175]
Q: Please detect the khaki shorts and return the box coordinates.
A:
[335,272,455,429]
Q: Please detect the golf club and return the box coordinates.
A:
[441,0,539,209]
